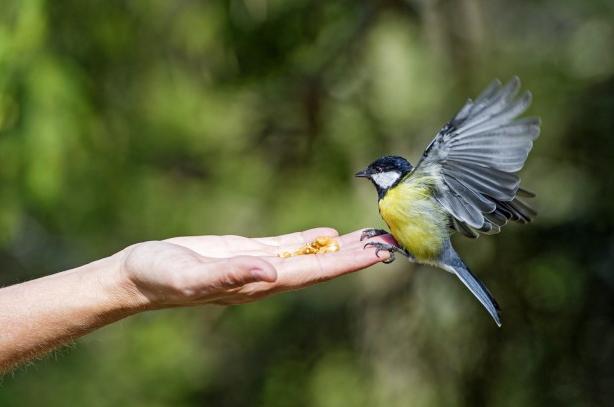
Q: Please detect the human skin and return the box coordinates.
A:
[0,228,393,373]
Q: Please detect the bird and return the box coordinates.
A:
[355,77,540,327]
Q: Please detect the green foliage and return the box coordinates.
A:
[1,0,614,405]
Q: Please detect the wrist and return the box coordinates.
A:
[95,248,153,314]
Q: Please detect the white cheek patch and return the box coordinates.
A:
[371,171,401,189]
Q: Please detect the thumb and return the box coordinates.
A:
[208,256,277,289]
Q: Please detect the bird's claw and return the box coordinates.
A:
[360,228,389,241]
[363,242,403,264]
[382,252,396,264]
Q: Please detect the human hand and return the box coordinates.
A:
[0,227,394,372]
[112,228,394,309]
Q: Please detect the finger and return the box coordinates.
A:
[268,243,390,288]
[341,233,399,251]
[335,228,393,247]
[263,228,380,255]
[166,235,269,256]
[202,256,278,290]
[209,237,397,300]
[258,233,397,270]
[254,228,384,255]
[253,227,339,247]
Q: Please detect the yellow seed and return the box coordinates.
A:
[277,236,341,257]
[325,241,340,253]
[315,236,332,247]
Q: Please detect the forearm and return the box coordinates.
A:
[0,254,144,373]
[0,228,388,373]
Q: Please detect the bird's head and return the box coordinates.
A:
[355,156,413,197]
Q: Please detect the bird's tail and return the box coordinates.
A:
[440,249,502,327]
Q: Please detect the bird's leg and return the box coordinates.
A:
[360,229,389,241]
[363,242,410,264]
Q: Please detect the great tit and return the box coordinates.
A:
[356,77,540,326]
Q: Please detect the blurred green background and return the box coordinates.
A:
[1,0,614,405]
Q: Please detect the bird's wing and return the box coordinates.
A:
[406,77,540,237]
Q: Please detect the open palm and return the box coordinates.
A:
[117,228,394,308]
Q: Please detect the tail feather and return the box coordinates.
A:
[441,252,502,327]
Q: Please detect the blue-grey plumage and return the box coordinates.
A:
[437,241,501,327]
[356,77,540,327]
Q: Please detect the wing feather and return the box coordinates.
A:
[451,217,480,239]
[444,176,497,213]
[406,77,539,237]
[455,78,521,132]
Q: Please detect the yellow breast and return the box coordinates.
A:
[378,180,449,261]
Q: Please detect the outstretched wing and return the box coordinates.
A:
[407,77,540,237]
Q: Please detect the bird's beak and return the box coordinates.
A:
[355,169,370,178]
